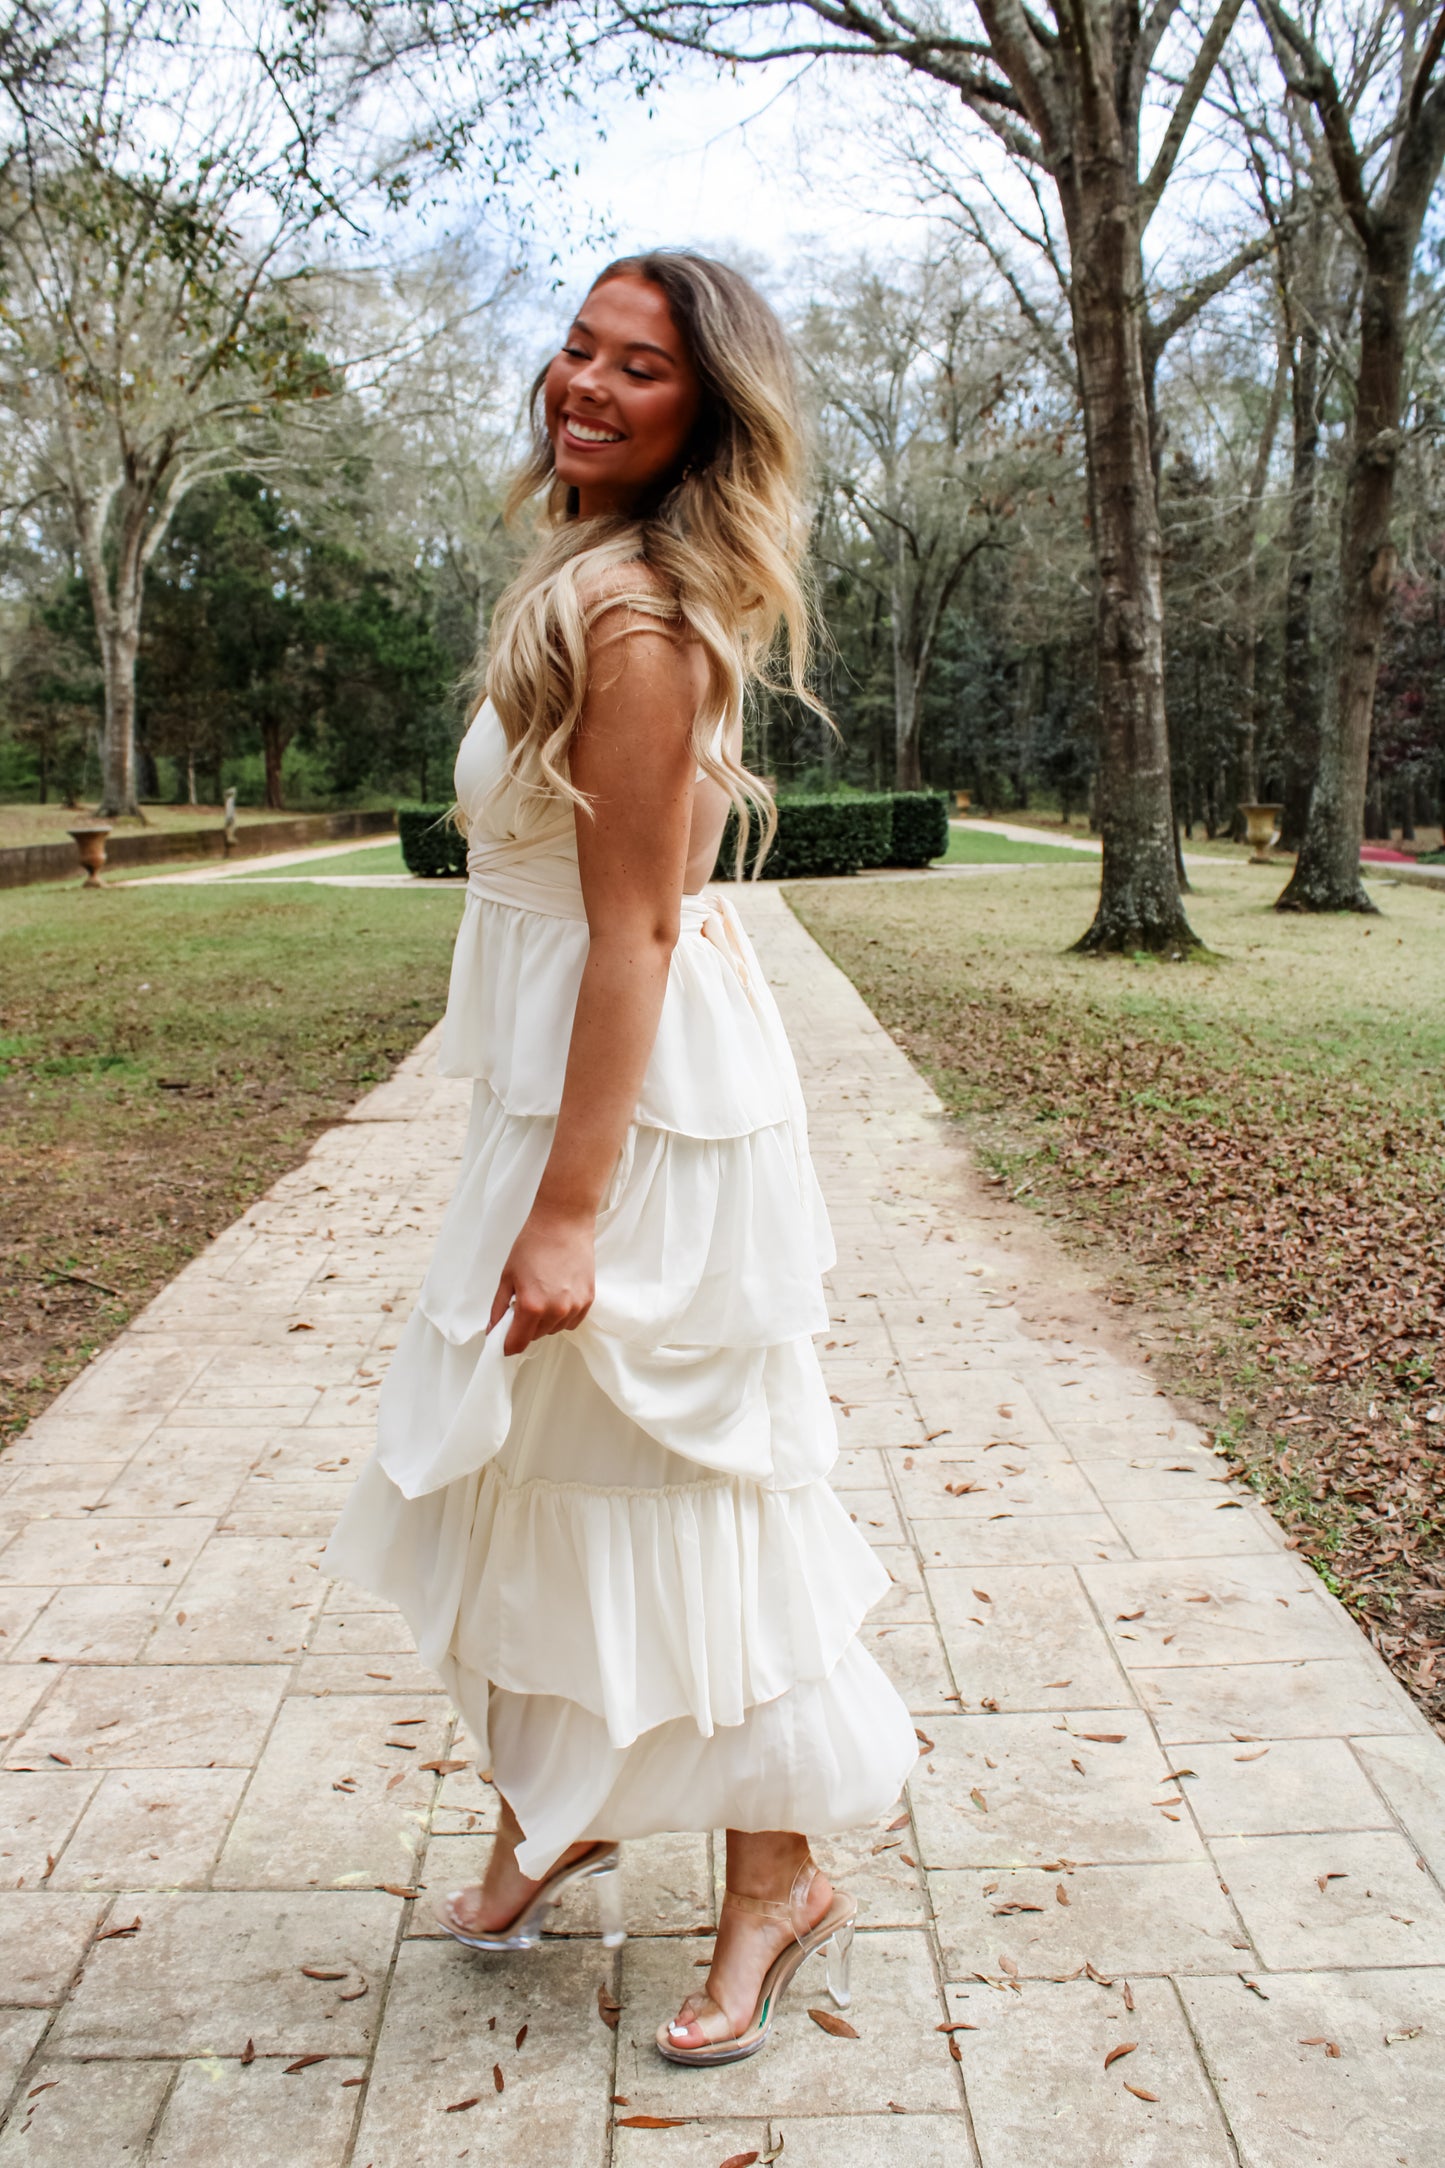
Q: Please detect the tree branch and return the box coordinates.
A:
[1140,0,1246,221]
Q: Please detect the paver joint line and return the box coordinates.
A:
[1,883,1441,2163]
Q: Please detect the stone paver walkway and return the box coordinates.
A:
[3,885,1444,2166]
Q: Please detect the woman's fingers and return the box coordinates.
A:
[488,1271,515,1335]
[501,1292,594,1356]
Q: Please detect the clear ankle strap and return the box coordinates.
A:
[721,1857,817,1947]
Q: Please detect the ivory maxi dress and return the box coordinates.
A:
[320,700,918,1881]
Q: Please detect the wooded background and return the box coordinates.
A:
[3,0,1444,936]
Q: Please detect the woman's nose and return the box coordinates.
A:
[570,354,607,400]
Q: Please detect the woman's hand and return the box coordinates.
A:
[489,1202,596,1355]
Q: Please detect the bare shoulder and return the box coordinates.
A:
[579,558,704,713]
[576,554,676,619]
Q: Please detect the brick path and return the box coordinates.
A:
[2,884,1443,2166]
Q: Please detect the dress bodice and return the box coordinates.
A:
[454,699,727,912]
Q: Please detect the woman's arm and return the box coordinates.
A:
[488,601,707,1354]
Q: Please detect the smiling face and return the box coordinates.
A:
[543,273,704,518]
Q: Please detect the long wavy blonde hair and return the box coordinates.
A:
[480,250,823,869]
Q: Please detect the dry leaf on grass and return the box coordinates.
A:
[808,2008,859,2038]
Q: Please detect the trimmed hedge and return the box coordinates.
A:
[888,790,951,868]
[714,794,895,880]
[400,786,949,884]
[398,803,466,878]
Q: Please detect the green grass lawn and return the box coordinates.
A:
[233,840,411,879]
[0,878,462,1445]
[790,860,1445,1726]
[943,825,1092,865]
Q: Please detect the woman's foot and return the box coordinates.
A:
[667,1831,834,2050]
[441,1796,608,1937]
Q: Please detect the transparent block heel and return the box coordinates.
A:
[436,1840,624,1954]
[824,1917,854,2010]
[594,1862,627,1950]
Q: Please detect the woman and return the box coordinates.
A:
[320,249,917,2065]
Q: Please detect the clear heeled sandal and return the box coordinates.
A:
[436,1839,626,1953]
[655,1856,856,2066]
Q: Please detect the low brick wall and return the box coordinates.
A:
[0,808,396,891]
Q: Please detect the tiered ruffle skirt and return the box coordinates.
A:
[320,884,917,1877]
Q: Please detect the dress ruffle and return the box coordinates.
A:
[328,1437,888,1746]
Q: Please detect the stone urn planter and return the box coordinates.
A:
[1239,802,1283,864]
[68,822,113,887]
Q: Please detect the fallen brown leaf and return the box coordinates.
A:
[616,2116,692,2128]
[493,2063,504,2093]
[718,2153,761,2168]
[444,2097,481,2113]
[241,2039,255,2065]
[598,1984,621,2030]
[284,2055,327,2074]
[1103,2042,1137,2068]
[808,2008,859,2038]
[300,1966,347,1981]
[515,2024,527,2049]
[1123,2082,1159,2102]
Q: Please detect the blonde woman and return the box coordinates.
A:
[321,250,916,2065]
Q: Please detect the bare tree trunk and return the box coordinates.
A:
[262,719,288,810]
[96,616,141,818]
[1278,243,1409,912]
[891,593,923,788]
[1069,168,1198,953]
[1279,306,1322,850]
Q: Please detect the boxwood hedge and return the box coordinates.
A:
[887,790,951,868]
[397,804,466,878]
[400,786,949,884]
